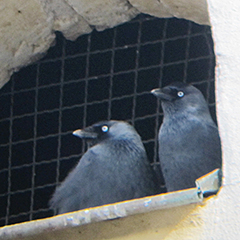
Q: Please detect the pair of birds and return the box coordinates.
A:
[50,82,222,214]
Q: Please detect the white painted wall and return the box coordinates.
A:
[202,0,240,238]
[209,0,240,186]
[169,1,240,239]
[164,1,240,239]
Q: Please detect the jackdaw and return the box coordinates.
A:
[151,82,222,192]
[50,120,159,214]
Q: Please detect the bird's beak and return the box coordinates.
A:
[73,128,98,139]
[151,88,174,101]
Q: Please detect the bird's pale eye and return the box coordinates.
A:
[101,125,109,132]
[177,91,184,97]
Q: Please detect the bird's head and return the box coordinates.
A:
[151,82,210,117]
[73,120,140,147]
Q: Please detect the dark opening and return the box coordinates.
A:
[0,14,216,227]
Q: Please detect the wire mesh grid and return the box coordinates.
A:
[0,14,216,227]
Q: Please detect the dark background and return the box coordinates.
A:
[0,14,216,227]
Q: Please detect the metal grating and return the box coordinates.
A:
[0,14,216,227]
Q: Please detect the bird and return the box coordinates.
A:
[50,120,160,214]
[151,82,222,192]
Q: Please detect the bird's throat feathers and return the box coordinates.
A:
[162,99,211,122]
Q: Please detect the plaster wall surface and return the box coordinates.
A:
[167,0,240,238]
[161,1,240,238]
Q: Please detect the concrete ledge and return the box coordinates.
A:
[0,169,221,240]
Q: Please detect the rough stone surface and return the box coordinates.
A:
[0,0,55,88]
[129,0,210,25]
[161,0,210,25]
[0,0,210,89]
[42,0,93,41]
[129,0,174,19]
[65,0,139,31]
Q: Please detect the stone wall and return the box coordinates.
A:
[0,0,209,88]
